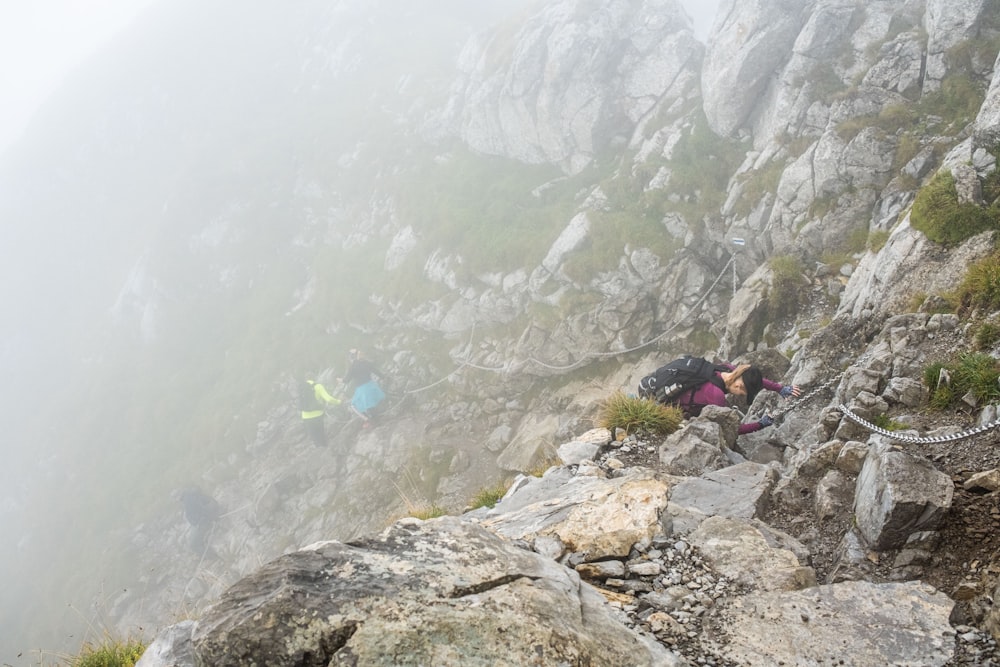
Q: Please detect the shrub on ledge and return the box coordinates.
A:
[911,170,999,246]
[597,392,683,436]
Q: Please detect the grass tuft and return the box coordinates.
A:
[596,391,683,436]
[953,250,1000,314]
[911,170,1000,246]
[975,321,1000,350]
[468,481,510,510]
[867,229,891,253]
[71,636,146,667]
[924,353,1000,410]
[767,255,807,320]
[524,457,562,478]
[871,414,906,431]
[409,505,449,520]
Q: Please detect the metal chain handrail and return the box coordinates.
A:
[766,375,843,420]
[837,402,1000,444]
[756,344,1000,443]
[403,254,736,393]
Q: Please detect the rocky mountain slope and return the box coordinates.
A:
[3,0,1000,661]
[136,306,1000,664]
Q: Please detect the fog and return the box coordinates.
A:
[0,0,720,662]
[0,1,160,153]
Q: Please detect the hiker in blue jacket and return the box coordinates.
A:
[339,348,385,428]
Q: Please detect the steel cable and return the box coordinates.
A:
[837,403,1000,444]
[402,255,736,393]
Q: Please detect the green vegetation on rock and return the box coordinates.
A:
[71,636,147,667]
[468,480,511,510]
[924,352,1000,410]
[767,254,807,320]
[597,392,683,436]
[910,171,1000,246]
[953,247,1000,313]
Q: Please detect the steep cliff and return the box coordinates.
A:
[3,0,1000,662]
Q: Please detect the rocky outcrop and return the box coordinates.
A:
[838,224,996,319]
[925,0,994,88]
[137,349,973,664]
[146,517,680,666]
[976,49,1000,144]
[702,0,815,138]
[441,0,701,175]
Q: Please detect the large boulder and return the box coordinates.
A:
[483,468,671,561]
[182,517,682,666]
[854,439,954,550]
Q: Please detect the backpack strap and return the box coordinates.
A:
[682,365,728,417]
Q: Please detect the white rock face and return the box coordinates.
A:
[702,0,814,137]
[542,212,591,275]
[441,0,699,174]
[975,50,1000,144]
[384,225,417,271]
[924,0,992,86]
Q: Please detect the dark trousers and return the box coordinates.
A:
[304,416,326,447]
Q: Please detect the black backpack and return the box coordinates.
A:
[637,356,726,413]
[298,380,321,411]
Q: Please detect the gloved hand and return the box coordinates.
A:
[779,385,799,399]
[758,414,774,428]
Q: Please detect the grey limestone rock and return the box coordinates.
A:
[191,517,683,667]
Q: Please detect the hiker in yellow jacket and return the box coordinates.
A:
[300,378,341,447]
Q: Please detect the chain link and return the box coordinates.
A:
[837,403,1000,444]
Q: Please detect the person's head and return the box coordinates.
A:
[723,364,749,396]
[741,367,764,404]
[723,365,763,403]
[349,348,360,361]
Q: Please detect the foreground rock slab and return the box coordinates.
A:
[142,516,683,667]
[482,468,670,560]
[702,580,955,666]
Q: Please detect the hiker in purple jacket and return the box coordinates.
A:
[675,363,800,435]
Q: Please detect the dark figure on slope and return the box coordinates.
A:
[179,487,222,560]
[638,356,800,435]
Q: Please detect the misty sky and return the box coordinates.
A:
[0,0,720,155]
[0,0,159,152]
[681,0,719,40]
